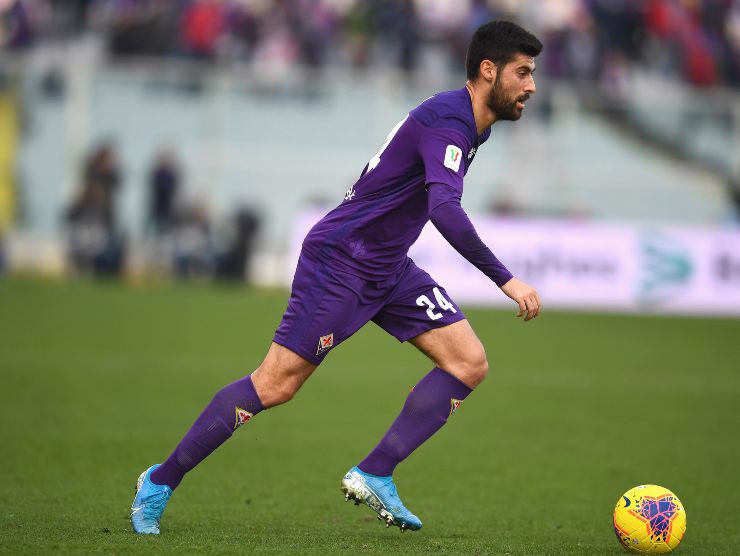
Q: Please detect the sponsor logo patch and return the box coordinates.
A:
[449,398,463,416]
[316,332,334,355]
[234,406,253,430]
[444,145,463,172]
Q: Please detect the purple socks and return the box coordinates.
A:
[150,374,264,489]
[149,368,471,489]
[358,367,473,477]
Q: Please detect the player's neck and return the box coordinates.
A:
[465,81,497,134]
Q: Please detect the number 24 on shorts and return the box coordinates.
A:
[416,287,457,320]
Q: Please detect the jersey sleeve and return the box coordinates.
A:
[418,127,470,194]
[427,183,514,287]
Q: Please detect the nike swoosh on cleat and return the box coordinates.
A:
[131,506,143,516]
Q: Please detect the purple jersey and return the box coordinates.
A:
[301,87,492,281]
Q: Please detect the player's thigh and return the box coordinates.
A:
[274,253,378,366]
[409,319,488,388]
[372,261,486,385]
[372,261,465,342]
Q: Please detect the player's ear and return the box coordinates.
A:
[478,59,497,84]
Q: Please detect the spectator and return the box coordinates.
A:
[1,0,34,50]
[83,140,121,227]
[216,207,260,281]
[180,0,226,59]
[65,181,125,276]
[172,202,214,280]
[148,147,180,236]
[65,141,125,276]
[106,0,179,57]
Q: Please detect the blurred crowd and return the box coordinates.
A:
[1,0,738,88]
[65,140,260,279]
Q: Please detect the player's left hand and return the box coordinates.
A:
[500,277,541,321]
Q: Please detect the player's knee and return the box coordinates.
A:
[440,342,488,388]
[260,382,297,407]
[454,344,488,388]
[252,349,315,408]
[276,383,299,404]
[459,346,488,388]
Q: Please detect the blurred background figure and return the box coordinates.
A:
[0,0,35,51]
[65,141,125,277]
[180,0,226,60]
[171,201,214,280]
[148,147,181,237]
[105,0,179,58]
[215,206,260,281]
[83,141,120,224]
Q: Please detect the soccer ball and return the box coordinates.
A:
[613,485,686,553]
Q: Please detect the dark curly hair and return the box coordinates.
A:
[466,21,543,80]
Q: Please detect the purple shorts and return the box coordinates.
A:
[274,254,465,365]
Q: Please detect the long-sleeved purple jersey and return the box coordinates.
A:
[301,87,511,286]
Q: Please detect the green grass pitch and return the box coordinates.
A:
[1,278,738,555]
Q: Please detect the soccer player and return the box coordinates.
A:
[131,20,543,534]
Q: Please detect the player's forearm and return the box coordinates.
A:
[427,185,513,287]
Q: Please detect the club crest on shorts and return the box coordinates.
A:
[449,398,463,417]
[234,406,253,430]
[316,332,334,355]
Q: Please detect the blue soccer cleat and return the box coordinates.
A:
[130,464,173,535]
[340,466,422,532]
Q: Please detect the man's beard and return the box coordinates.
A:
[486,72,526,121]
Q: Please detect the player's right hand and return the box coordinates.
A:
[500,277,541,321]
